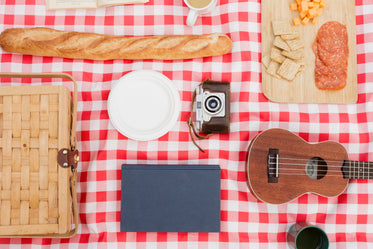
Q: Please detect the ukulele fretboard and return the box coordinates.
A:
[342,160,373,179]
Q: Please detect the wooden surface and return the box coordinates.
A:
[246,128,349,204]
[0,85,72,235]
[261,0,357,104]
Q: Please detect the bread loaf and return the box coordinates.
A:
[0,27,233,60]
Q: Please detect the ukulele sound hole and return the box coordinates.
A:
[305,157,327,180]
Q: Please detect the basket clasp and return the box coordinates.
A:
[58,148,80,170]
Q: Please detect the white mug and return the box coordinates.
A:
[184,0,218,26]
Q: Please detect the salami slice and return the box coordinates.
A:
[313,21,348,90]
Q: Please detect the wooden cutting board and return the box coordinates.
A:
[261,0,357,104]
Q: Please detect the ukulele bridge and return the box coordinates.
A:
[267,148,279,183]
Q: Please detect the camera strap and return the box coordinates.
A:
[187,81,213,153]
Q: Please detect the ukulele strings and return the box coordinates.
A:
[270,161,343,169]
[267,172,358,177]
[267,156,371,178]
[268,167,342,173]
[268,156,370,169]
[267,172,371,178]
[267,167,345,177]
[267,170,371,177]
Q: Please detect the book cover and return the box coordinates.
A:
[121,164,221,232]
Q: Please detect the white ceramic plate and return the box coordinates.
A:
[108,70,180,141]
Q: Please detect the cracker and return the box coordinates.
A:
[281,49,304,60]
[277,58,301,81]
[286,38,304,51]
[262,55,271,68]
[272,20,294,35]
[273,36,290,51]
[295,65,306,78]
[296,60,307,74]
[266,60,281,78]
[281,32,299,40]
[270,47,286,63]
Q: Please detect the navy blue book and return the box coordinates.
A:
[121,164,221,232]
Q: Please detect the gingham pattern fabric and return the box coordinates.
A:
[0,0,373,248]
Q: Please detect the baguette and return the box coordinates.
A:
[0,27,233,60]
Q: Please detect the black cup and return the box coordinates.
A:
[287,222,329,249]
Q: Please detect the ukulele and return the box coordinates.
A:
[246,128,371,205]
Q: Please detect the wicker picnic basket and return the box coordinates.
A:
[0,72,79,238]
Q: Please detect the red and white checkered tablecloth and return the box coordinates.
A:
[0,0,373,248]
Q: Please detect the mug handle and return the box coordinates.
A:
[186,9,198,26]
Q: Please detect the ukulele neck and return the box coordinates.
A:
[342,160,373,179]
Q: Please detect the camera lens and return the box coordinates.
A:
[205,96,222,113]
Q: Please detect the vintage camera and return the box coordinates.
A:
[195,80,230,134]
